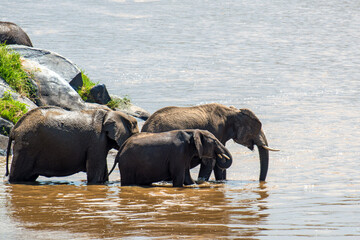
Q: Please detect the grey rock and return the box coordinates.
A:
[8,45,83,89]
[20,57,86,110]
[0,45,150,141]
[110,95,150,120]
[0,76,38,110]
[89,84,111,104]
[3,45,86,110]
[84,102,111,111]
[0,134,9,156]
[120,104,150,120]
[0,118,13,136]
[70,72,83,91]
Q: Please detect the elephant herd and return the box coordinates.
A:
[2,21,279,187]
[5,104,278,187]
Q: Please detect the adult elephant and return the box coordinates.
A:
[0,21,33,47]
[5,106,139,184]
[110,129,232,187]
[141,103,279,183]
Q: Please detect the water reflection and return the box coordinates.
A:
[5,181,269,238]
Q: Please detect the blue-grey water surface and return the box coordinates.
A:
[1,0,359,239]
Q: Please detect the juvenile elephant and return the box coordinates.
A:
[0,21,33,47]
[5,106,139,184]
[109,129,232,187]
[142,103,279,182]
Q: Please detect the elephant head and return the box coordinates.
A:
[193,130,233,170]
[231,108,279,181]
[103,110,139,149]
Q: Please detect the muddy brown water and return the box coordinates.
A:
[1,139,359,239]
[1,169,269,239]
[1,0,360,239]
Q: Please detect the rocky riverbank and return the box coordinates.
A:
[0,45,150,155]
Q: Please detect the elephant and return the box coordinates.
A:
[108,129,232,187]
[5,106,139,184]
[141,103,279,183]
[0,21,33,47]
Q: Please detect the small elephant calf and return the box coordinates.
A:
[109,129,232,187]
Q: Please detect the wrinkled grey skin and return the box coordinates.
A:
[142,103,274,182]
[109,129,232,187]
[0,21,33,47]
[5,106,139,184]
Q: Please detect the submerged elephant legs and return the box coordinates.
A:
[197,157,226,182]
[8,146,39,182]
[197,160,214,182]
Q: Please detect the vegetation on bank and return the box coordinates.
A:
[0,44,131,126]
[107,95,131,110]
[77,70,97,102]
[0,44,37,101]
[78,70,131,110]
[0,44,32,124]
[0,91,28,124]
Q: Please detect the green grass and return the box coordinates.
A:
[0,44,37,101]
[0,44,132,127]
[107,95,131,110]
[0,91,28,124]
[77,70,132,109]
[77,70,98,101]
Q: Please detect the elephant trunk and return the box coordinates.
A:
[255,130,270,182]
[215,142,233,169]
[258,145,269,181]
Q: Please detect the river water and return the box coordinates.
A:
[1,0,359,239]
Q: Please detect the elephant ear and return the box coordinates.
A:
[103,111,128,146]
[239,109,262,136]
[193,130,204,158]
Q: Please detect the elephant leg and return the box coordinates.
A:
[214,165,226,181]
[120,171,134,186]
[172,170,185,187]
[27,174,39,182]
[10,172,38,183]
[197,157,215,182]
[183,167,195,185]
[9,151,36,183]
[86,149,109,184]
[87,162,108,184]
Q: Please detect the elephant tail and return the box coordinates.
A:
[5,134,13,177]
[108,158,118,177]
[108,137,130,178]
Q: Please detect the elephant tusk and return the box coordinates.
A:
[217,154,223,159]
[222,154,231,160]
[262,145,280,152]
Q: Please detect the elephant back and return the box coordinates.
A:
[141,104,230,141]
[10,107,52,138]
